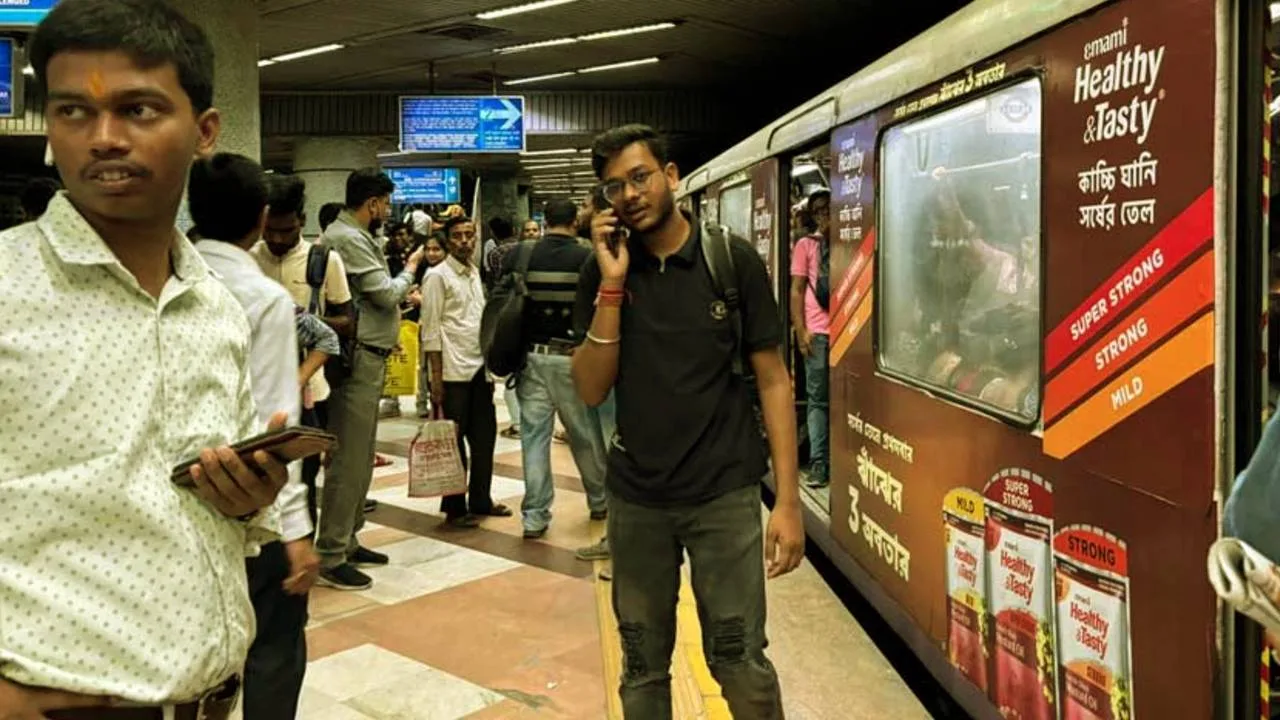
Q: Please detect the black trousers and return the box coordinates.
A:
[243,541,308,720]
[439,368,498,518]
[300,399,329,530]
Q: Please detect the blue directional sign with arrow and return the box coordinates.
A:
[387,167,461,204]
[399,96,526,153]
[0,0,59,27]
[0,38,13,118]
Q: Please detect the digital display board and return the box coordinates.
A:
[0,38,14,118]
[399,96,525,153]
[0,0,59,27]
[387,167,461,204]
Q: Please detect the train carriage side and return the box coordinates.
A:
[680,0,1272,718]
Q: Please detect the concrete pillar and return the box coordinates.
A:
[165,0,258,234]
[292,137,380,237]
[478,172,522,241]
[167,0,260,159]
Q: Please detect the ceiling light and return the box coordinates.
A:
[505,71,574,86]
[496,37,578,54]
[520,148,580,157]
[506,57,661,86]
[495,21,677,54]
[576,57,661,74]
[265,43,344,65]
[257,59,277,68]
[477,0,579,21]
[577,22,676,42]
[1272,2,1280,20]
[525,162,574,171]
[22,65,34,76]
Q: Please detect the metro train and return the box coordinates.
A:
[678,0,1273,718]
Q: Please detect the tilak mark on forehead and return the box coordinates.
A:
[87,69,106,99]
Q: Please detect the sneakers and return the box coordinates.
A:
[364,498,379,513]
[523,527,547,539]
[575,537,611,561]
[349,546,389,567]
[317,563,372,591]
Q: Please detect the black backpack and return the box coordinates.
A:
[481,241,536,377]
[701,223,764,437]
[809,237,830,311]
[699,223,748,377]
[307,244,356,384]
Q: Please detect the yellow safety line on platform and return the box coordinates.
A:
[593,539,732,720]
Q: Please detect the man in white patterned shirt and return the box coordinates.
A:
[0,1,290,718]
[422,215,511,528]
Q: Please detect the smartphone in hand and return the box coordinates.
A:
[170,426,337,487]
[592,186,628,257]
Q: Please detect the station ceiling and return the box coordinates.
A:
[259,0,969,111]
[256,0,971,197]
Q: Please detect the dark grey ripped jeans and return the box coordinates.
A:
[608,483,784,719]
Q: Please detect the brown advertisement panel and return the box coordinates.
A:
[751,158,780,283]
[827,1,1218,718]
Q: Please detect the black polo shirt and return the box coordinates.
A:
[501,232,591,345]
[574,219,783,508]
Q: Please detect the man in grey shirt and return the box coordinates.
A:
[316,168,424,590]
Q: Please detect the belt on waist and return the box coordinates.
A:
[357,342,393,358]
[529,342,575,356]
[47,676,240,720]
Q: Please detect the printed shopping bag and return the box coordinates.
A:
[408,414,466,498]
[383,320,419,396]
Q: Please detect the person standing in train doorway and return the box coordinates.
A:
[790,189,832,489]
[572,124,805,719]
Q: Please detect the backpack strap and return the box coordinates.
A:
[515,240,535,277]
[700,222,745,377]
[305,244,329,315]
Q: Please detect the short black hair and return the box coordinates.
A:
[345,168,394,209]
[30,0,215,114]
[319,202,343,232]
[443,215,474,240]
[543,198,578,228]
[591,124,669,180]
[187,153,268,243]
[267,174,306,219]
[20,177,61,218]
[487,215,513,240]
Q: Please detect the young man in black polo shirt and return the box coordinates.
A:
[500,198,610,539]
[572,124,805,719]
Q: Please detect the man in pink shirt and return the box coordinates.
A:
[789,189,831,489]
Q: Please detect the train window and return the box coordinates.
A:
[719,182,752,240]
[878,77,1043,423]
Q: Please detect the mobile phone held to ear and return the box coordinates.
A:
[170,426,337,487]
[592,186,628,257]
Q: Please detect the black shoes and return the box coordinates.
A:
[589,509,608,521]
[350,546,389,567]
[317,563,372,591]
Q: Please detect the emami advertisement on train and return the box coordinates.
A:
[827,0,1215,718]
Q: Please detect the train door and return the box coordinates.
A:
[1234,3,1275,718]
[781,143,833,516]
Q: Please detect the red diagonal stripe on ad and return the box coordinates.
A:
[1044,189,1213,374]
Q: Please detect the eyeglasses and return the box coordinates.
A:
[599,167,658,205]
